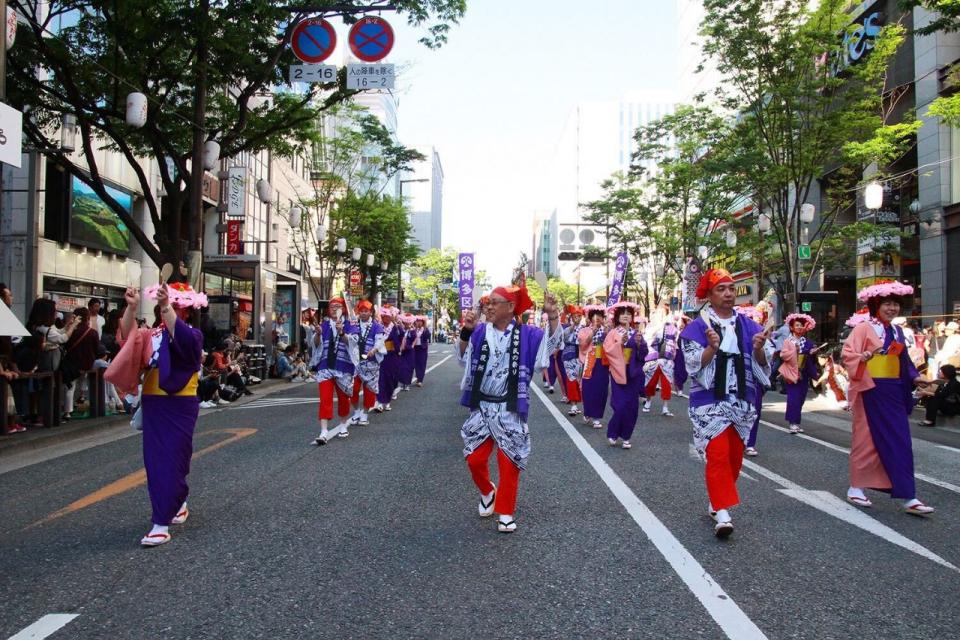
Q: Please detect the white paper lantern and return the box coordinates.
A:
[202,140,220,170]
[60,114,76,152]
[725,229,737,248]
[255,179,273,204]
[288,206,303,228]
[864,182,883,210]
[757,213,771,233]
[351,247,362,261]
[366,254,375,267]
[381,260,389,271]
[125,92,148,128]
[336,237,347,253]
[697,245,708,260]
[799,203,815,224]
[315,224,327,243]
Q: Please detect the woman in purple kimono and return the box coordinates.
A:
[413,316,431,386]
[603,302,649,449]
[397,313,417,391]
[376,306,402,411]
[778,313,819,434]
[113,283,205,548]
[577,305,609,429]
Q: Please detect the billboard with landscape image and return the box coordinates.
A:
[69,177,132,254]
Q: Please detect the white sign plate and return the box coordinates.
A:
[289,64,337,84]
[346,64,395,90]
[0,102,23,168]
[226,166,246,220]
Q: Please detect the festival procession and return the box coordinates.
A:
[3,1,960,638]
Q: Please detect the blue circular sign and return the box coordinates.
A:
[348,17,395,62]
[291,18,337,64]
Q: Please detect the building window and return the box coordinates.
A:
[952,126,960,205]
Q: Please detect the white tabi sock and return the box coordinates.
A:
[149,524,169,536]
[847,487,867,501]
[903,498,922,508]
[714,509,731,524]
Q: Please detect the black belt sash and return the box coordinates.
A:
[470,324,521,412]
[711,318,747,401]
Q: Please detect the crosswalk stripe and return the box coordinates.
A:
[7,614,79,639]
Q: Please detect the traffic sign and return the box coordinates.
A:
[346,64,395,90]
[798,244,811,260]
[801,301,813,312]
[289,64,337,84]
[290,18,337,64]
[348,17,395,62]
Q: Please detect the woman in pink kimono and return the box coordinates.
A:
[841,281,934,515]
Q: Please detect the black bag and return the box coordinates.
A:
[60,358,81,385]
[219,384,241,402]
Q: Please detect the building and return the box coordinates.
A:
[404,146,444,253]
[529,209,558,277]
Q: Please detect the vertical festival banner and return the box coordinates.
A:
[458,252,475,315]
[606,251,629,306]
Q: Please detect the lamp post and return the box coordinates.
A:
[398,177,429,308]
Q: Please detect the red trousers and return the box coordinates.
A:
[644,366,671,400]
[466,438,520,515]
[566,379,582,403]
[318,379,351,421]
[351,377,376,410]
[705,426,744,511]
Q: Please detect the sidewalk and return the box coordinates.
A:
[0,378,293,459]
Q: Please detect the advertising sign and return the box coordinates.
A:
[69,176,131,254]
[349,269,364,296]
[457,253,475,313]
[606,252,629,306]
[0,102,23,168]
[226,220,243,255]
[226,166,246,220]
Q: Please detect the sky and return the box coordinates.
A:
[387,0,680,284]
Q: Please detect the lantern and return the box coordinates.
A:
[351,247,362,261]
[799,203,815,224]
[255,179,273,204]
[288,206,303,228]
[725,229,737,248]
[202,140,220,171]
[864,182,883,210]
[336,237,347,253]
[315,224,327,243]
[381,260,389,271]
[60,114,76,152]
[366,254,375,267]
[757,213,771,233]
[125,92,148,128]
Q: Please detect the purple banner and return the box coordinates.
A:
[606,251,629,306]
[458,252,475,314]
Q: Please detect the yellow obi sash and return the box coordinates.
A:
[142,368,199,397]
[867,354,900,379]
[384,340,395,351]
[798,354,806,369]
[623,348,633,361]
[594,346,604,358]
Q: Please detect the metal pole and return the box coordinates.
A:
[188,0,209,257]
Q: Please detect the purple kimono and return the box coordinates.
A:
[398,328,417,386]
[413,327,431,383]
[581,327,609,420]
[784,336,818,425]
[377,323,403,404]
[607,330,649,442]
[141,319,203,526]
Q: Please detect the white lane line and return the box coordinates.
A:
[742,459,957,572]
[758,420,960,495]
[533,385,768,640]
[937,445,960,454]
[425,354,452,374]
[7,614,79,640]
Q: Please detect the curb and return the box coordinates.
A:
[0,378,292,460]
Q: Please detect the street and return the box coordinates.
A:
[1,346,959,640]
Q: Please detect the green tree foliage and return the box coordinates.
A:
[404,248,487,325]
[6,0,465,268]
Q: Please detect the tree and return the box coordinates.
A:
[6,0,466,273]
[700,0,917,308]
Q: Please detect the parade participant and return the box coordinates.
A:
[603,301,649,449]
[778,313,819,434]
[642,314,684,417]
[375,306,402,412]
[736,305,767,457]
[578,305,609,429]
[397,313,417,392]
[540,312,557,393]
[680,269,772,537]
[813,354,849,410]
[310,297,358,444]
[412,316,431,386]
[349,300,385,426]
[458,284,562,534]
[561,304,584,416]
[841,281,934,515]
[107,282,206,547]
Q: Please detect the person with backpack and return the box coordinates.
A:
[918,364,960,427]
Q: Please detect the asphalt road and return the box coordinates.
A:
[1,346,959,639]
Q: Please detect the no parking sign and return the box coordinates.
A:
[348,17,395,62]
[290,18,337,64]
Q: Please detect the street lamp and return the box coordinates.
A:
[799,203,815,224]
[60,114,76,152]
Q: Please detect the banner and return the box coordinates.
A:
[606,251,629,306]
[457,252,475,313]
[349,269,364,296]
[226,220,243,255]
[682,256,702,312]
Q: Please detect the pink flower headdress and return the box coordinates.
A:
[784,313,816,332]
[857,280,914,303]
[143,282,208,309]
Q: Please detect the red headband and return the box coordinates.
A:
[492,285,534,316]
[695,269,734,299]
[355,300,373,312]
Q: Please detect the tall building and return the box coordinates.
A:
[529,209,558,277]
[404,146,444,253]
[676,0,723,105]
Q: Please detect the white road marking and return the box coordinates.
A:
[425,354,452,374]
[742,459,957,572]
[7,614,79,640]
[936,445,960,454]
[758,419,960,495]
[533,385,768,640]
